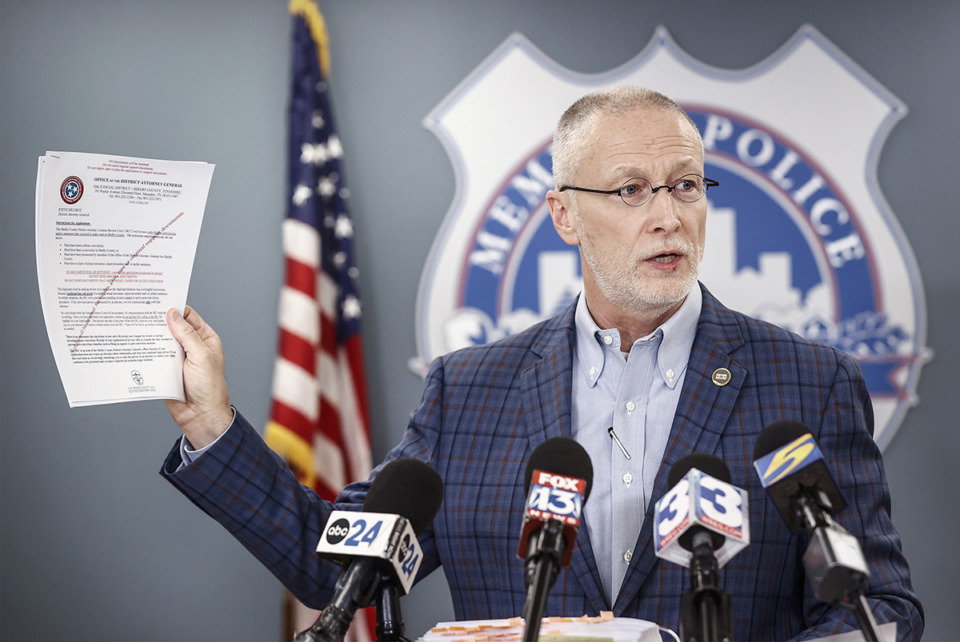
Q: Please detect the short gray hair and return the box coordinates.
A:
[551,86,701,187]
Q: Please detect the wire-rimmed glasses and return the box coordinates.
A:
[558,174,719,207]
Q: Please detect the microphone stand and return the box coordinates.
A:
[295,559,381,642]
[852,595,881,642]
[375,581,410,642]
[679,532,733,642]
[522,520,564,642]
[794,491,880,642]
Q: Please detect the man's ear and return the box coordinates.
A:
[546,189,580,246]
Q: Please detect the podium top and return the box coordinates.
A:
[420,615,660,642]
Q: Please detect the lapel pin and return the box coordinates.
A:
[712,368,732,387]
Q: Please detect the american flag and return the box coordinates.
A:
[265,1,373,639]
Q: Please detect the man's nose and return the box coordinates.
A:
[644,188,682,233]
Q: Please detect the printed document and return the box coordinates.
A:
[36,151,215,407]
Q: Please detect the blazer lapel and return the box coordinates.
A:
[518,301,609,613]
[614,285,747,613]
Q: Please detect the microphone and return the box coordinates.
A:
[654,453,749,642]
[297,458,444,642]
[517,437,593,642]
[752,420,847,532]
[753,421,879,641]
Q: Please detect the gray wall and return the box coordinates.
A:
[2,1,957,640]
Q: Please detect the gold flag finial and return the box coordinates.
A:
[289,0,331,78]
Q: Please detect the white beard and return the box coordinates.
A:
[576,221,703,316]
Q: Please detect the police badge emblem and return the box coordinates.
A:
[413,25,928,449]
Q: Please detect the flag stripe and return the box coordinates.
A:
[283,218,320,268]
[311,425,348,491]
[284,257,317,297]
[278,287,320,345]
[278,328,315,376]
[271,358,319,421]
[336,342,372,480]
[316,270,339,321]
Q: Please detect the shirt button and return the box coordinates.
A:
[625,401,636,412]
[622,473,633,485]
[624,550,633,562]
[666,368,675,379]
[603,335,613,345]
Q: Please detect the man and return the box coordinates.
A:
[162,87,923,640]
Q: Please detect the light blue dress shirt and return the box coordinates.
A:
[570,286,701,604]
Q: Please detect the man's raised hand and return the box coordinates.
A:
[164,306,233,449]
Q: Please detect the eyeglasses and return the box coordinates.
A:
[558,174,719,207]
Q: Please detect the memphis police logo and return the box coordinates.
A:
[414,26,929,449]
[60,176,83,204]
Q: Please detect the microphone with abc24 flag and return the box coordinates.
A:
[653,453,749,642]
[297,458,444,642]
[753,420,883,642]
[517,437,594,642]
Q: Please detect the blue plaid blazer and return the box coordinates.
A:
[163,285,922,640]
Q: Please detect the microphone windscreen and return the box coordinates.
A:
[667,453,732,552]
[753,419,812,460]
[668,452,731,488]
[524,437,593,501]
[363,458,444,535]
[753,420,847,529]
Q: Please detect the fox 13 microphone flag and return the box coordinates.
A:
[265,1,374,638]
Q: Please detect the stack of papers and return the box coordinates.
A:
[35,151,214,407]
[420,614,661,642]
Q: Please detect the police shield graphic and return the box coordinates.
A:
[413,25,928,449]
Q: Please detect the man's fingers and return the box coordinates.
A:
[163,306,232,448]
[180,306,222,348]
[167,308,210,360]
[168,307,222,352]
[167,307,199,350]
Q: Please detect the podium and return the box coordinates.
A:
[420,615,660,642]
[419,617,895,642]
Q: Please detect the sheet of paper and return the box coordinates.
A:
[36,151,215,407]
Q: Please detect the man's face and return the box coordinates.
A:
[548,107,708,320]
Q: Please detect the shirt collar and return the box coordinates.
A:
[574,284,702,389]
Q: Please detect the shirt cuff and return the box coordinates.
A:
[178,406,238,465]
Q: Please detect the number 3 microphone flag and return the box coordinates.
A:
[265,1,374,640]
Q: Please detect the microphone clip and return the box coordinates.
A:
[522,519,565,642]
[375,580,412,642]
[679,534,734,642]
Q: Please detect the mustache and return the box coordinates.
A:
[641,238,700,260]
